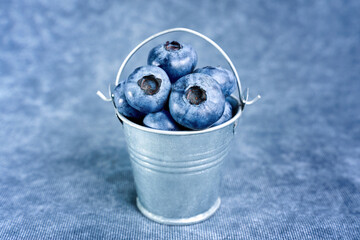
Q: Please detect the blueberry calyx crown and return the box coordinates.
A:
[164,41,182,51]
[186,86,207,105]
[137,75,162,95]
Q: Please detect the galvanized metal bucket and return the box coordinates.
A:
[97,28,260,225]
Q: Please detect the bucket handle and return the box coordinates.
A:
[97,27,260,109]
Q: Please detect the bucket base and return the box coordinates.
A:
[136,197,221,225]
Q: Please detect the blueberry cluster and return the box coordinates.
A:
[113,41,236,131]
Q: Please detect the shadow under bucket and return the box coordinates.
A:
[98,28,260,225]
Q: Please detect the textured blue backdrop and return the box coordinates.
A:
[1,0,359,239]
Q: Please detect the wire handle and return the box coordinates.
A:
[98,27,260,107]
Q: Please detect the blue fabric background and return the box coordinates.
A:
[1,0,359,239]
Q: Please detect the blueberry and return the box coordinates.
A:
[113,81,145,120]
[148,41,198,83]
[169,73,225,130]
[125,66,171,113]
[143,110,180,131]
[211,99,233,127]
[194,66,236,97]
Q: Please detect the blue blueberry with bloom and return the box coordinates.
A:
[113,81,145,120]
[211,99,233,127]
[169,73,225,130]
[143,110,180,131]
[125,66,171,113]
[148,41,198,83]
[194,66,236,97]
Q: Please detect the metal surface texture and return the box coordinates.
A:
[117,99,239,225]
[98,28,259,225]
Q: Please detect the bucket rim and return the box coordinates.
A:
[115,95,242,136]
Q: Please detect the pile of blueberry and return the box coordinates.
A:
[113,41,237,131]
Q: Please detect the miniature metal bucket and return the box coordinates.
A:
[98,28,260,225]
[116,97,241,225]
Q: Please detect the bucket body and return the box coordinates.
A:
[119,99,241,225]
